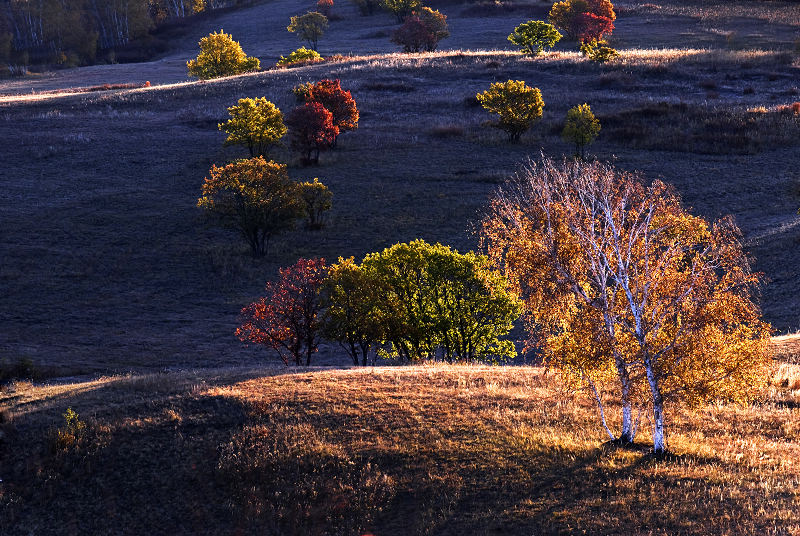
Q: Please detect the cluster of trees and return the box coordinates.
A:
[236,240,522,366]
[0,0,240,72]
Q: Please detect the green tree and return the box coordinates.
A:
[218,97,287,157]
[197,157,303,257]
[322,257,385,366]
[287,12,328,51]
[507,20,562,56]
[476,80,545,142]
[361,240,521,363]
[277,47,323,67]
[562,103,601,158]
[297,178,333,229]
[187,29,260,79]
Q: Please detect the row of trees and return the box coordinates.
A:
[236,240,522,366]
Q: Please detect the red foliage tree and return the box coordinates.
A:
[391,16,434,53]
[236,258,328,366]
[574,12,614,43]
[285,102,338,165]
[304,79,359,147]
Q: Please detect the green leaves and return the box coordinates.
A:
[507,21,562,56]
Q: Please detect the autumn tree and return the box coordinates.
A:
[382,0,420,22]
[562,103,601,158]
[187,29,260,79]
[287,12,328,51]
[322,257,385,366]
[218,97,287,157]
[237,258,328,366]
[285,102,339,165]
[549,0,615,42]
[391,7,449,53]
[482,156,770,453]
[507,20,562,56]
[361,240,521,363]
[476,80,545,142]
[296,79,359,146]
[277,47,323,67]
[297,178,333,229]
[197,157,303,257]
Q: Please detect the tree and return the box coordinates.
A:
[286,103,339,165]
[562,103,601,158]
[476,80,545,142]
[549,0,615,42]
[350,0,382,15]
[391,8,449,53]
[237,258,328,366]
[287,12,328,51]
[507,20,562,56]
[218,97,287,157]
[322,257,385,366]
[317,0,333,17]
[277,47,323,67]
[297,178,333,229]
[417,7,449,49]
[187,29,260,79]
[580,39,619,62]
[361,240,521,363]
[482,156,770,453]
[382,0,420,22]
[299,79,359,146]
[197,157,303,257]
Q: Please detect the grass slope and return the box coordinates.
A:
[1,342,799,534]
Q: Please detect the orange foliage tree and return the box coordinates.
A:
[482,156,770,453]
[298,79,359,147]
[236,258,328,366]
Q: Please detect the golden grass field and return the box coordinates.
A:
[1,336,798,534]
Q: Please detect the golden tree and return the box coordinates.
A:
[187,29,260,79]
[477,80,544,142]
[562,103,600,158]
[482,156,770,452]
[218,97,286,157]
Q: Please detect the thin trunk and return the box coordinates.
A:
[645,361,666,453]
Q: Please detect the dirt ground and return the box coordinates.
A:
[1,0,799,374]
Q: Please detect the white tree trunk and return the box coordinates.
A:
[645,361,666,453]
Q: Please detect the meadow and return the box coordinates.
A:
[1,0,799,532]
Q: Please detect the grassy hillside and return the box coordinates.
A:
[1,340,798,534]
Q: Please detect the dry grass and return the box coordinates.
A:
[1,354,798,535]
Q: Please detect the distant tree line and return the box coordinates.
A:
[0,0,245,73]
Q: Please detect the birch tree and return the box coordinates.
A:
[482,156,770,453]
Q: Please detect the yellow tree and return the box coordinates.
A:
[187,29,260,79]
[218,97,287,157]
[476,80,544,142]
[482,156,770,452]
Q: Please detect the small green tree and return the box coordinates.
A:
[476,80,545,142]
[382,0,420,21]
[507,20,562,56]
[218,98,287,157]
[298,178,333,229]
[198,157,303,257]
[187,29,260,79]
[277,47,323,67]
[287,12,328,51]
[562,103,601,158]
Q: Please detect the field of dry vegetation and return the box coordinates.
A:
[1,0,800,532]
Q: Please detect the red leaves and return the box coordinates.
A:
[286,102,338,165]
[392,16,435,53]
[305,79,359,133]
[236,258,328,366]
[574,13,614,43]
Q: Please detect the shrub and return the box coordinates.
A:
[218,97,286,157]
[382,0,420,22]
[197,157,303,257]
[287,12,328,51]
[236,258,328,366]
[507,20,562,56]
[360,240,522,363]
[292,81,315,102]
[549,0,615,42]
[187,29,260,80]
[298,178,333,229]
[391,7,449,52]
[277,47,323,67]
[301,79,359,145]
[580,39,619,62]
[562,103,601,158]
[49,407,86,453]
[350,0,382,15]
[286,103,339,165]
[476,80,545,141]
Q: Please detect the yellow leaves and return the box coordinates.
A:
[476,80,544,141]
[187,29,260,80]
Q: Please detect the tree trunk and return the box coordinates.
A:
[645,361,666,453]
[616,358,635,443]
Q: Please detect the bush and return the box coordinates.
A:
[476,80,545,142]
[286,103,339,165]
[391,7,449,52]
[350,0,382,15]
[236,258,328,366]
[580,39,619,62]
[197,157,303,257]
[48,407,86,453]
[300,79,359,145]
[287,12,328,51]
[292,81,315,102]
[218,97,286,157]
[549,0,615,42]
[298,178,333,229]
[382,0,420,22]
[562,103,601,158]
[277,47,323,67]
[187,29,260,79]
[507,20,562,56]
